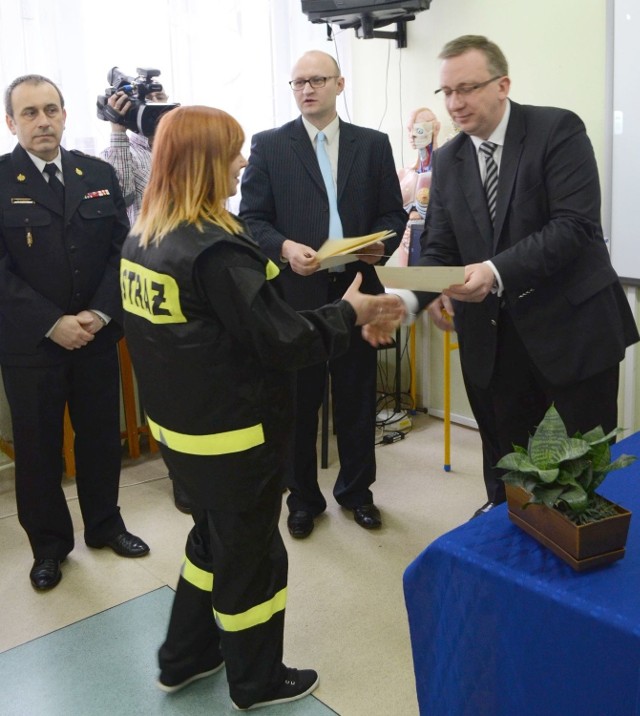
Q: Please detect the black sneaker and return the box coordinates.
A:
[157,658,224,693]
[232,667,319,710]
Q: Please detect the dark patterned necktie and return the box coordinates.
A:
[43,163,65,206]
[479,141,498,223]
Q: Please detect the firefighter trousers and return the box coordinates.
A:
[158,477,288,707]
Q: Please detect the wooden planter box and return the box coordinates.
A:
[505,484,632,571]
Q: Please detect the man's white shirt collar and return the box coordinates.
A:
[470,99,511,159]
[27,149,62,175]
[301,114,340,145]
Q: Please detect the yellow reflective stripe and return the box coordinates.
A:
[214,587,287,632]
[147,416,265,456]
[181,556,213,592]
[265,259,280,281]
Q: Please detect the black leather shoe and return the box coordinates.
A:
[30,558,62,591]
[87,531,150,557]
[352,504,382,529]
[471,501,501,519]
[287,511,314,539]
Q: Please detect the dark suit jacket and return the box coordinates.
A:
[0,144,129,365]
[417,101,639,388]
[239,116,407,310]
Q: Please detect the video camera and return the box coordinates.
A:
[96,67,178,137]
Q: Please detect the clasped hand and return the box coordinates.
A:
[50,311,105,350]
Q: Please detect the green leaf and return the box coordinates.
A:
[557,485,589,513]
[530,485,565,508]
[496,452,530,471]
[536,467,560,484]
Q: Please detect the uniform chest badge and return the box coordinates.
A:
[83,189,110,199]
[17,173,25,182]
[75,167,83,176]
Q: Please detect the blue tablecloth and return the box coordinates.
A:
[403,433,640,716]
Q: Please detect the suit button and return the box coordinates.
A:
[490,319,497,327]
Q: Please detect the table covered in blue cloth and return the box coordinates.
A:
[403,432,640,716]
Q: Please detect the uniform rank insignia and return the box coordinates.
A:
[11,198,35,204]
[75,168,83,176]
[17,174,25,182]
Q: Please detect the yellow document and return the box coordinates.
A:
[316,230,396,269]
[375,266,466,292]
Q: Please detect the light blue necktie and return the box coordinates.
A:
[316,131,343,239]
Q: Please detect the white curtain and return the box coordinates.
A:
[0,0,350,442]
[0,0,349,157]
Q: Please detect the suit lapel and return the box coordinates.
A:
[60,148,91,222]
[289,117,326,195]
[452,137,494,253]
[336,120,356,202]
[493,102,525,250]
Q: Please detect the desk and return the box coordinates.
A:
[403,432,640,716]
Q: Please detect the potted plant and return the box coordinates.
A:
[497,404,635,571]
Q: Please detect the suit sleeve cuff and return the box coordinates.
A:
[484,260,504,296]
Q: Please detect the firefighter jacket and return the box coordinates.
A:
[121,219,356,509]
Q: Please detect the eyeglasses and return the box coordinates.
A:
[434,75,502,98]
[289,76,338,91]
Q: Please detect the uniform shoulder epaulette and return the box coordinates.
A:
[69,149,109,164]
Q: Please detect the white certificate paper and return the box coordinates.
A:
[375,266,465,292]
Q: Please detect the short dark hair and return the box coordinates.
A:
[4,74,65,117]
[439,35,509,78]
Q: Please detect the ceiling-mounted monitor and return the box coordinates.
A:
[300,0,432,39]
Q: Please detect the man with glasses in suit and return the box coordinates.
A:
[240,51,406,540]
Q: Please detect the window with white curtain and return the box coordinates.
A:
[0,0,351,441]
[0,0,349,157]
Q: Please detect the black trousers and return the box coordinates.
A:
[158,475,288,708]
[2,346,125,559]
[463,310,620,503]
[286,322,378,515]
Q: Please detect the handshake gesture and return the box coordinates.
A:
[342,273,406,346]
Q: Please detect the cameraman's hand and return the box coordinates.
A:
[107,91,131,133]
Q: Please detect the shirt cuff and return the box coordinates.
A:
[90,310,110,325]
[385,288,419,325]
[484,260,504,296]
[46,317,63,338]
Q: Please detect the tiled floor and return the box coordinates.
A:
[0,413,486,715]
[2,587,338,715]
